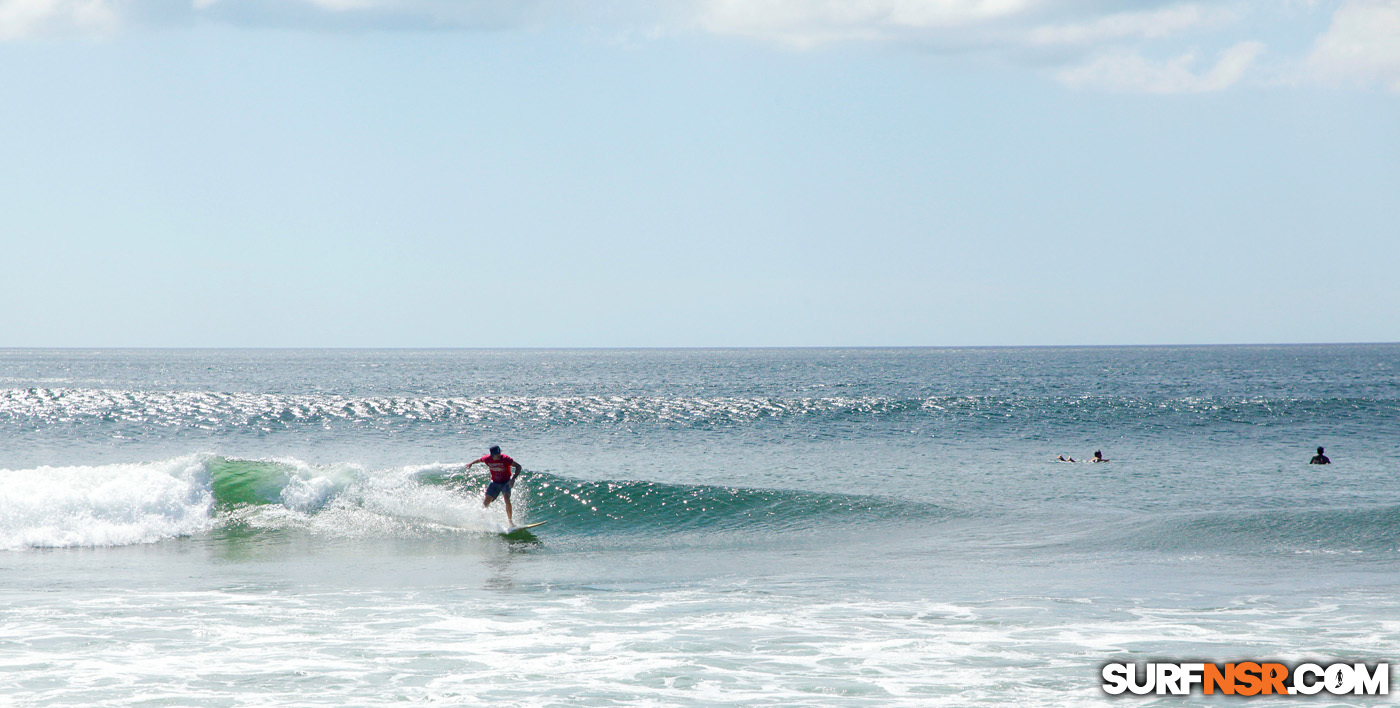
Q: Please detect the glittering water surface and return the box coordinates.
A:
[2,346,1398,706]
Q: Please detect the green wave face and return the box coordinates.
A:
[208,457,294,508]
[511,473,946,535]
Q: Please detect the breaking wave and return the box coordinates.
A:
[0,455,941,549]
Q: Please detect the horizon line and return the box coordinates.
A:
[2,342,1396,352]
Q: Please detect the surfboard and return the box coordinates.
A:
[501,521,547,536]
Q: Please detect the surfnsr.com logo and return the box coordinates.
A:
[1102,662,1389,696]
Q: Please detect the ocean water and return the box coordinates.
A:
[1,345,1397,707]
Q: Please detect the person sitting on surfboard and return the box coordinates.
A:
[466,445,524,525]
[1310,446,1331,465]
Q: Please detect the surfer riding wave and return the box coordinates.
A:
[466,445,523,526]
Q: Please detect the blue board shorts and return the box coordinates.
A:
[485,481,512,499]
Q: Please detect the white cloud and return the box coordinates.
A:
[1305,0,1400,91]
[185,0,671,33]
[694,0,1035,46]
[298,0,383,12]
[1056,41,1265,93]
[1027,4,1238,46]
[0,0,117,39]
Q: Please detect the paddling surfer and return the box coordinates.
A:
[467,445,524,525]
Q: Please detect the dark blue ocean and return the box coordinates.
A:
[2,346,1397,706]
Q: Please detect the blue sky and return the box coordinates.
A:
[2,0,1397,347]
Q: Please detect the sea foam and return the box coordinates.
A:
[0,455,215,550]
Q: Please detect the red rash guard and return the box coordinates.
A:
[479,454,516,483]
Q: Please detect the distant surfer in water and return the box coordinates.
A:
[1310,446,1331,465]
[1057,452,1109,462]
[466,445,524,525]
